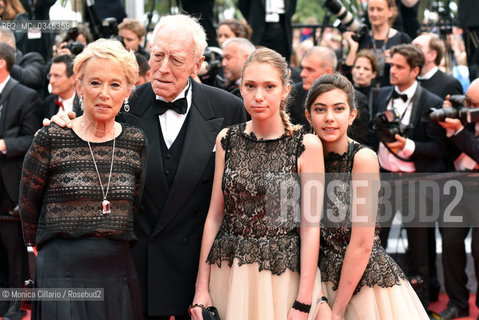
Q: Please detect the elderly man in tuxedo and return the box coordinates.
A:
[48,14,246,319]
[122,15,247,319]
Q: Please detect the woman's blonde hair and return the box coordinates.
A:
[74,38,139,88]
[241,48,299,136]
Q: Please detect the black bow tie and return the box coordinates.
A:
[155,97,188,115]
[391,91,408,102]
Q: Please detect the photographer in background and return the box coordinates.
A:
[434,79,479,320]
[458,0,479,81]
[411,31,463,304]
[118,19,149,60]
[0,26,46,94]
[216,37,255,99]
[371,44,447,309]
[357,0,411,87]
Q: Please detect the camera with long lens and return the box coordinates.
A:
[372,109,411,143]
[199,47,223,86]
[324,0,368,42]
[421,95,479,123]
[430,1,457,36]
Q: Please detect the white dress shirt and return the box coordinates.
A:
[156,80,192,149]
[417,66,438,81]
[378,81,418,172]
[56,93,76,116]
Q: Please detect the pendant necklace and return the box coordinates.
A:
[82,120,116,215]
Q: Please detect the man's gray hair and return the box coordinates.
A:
[304,46,338,72]
[222,37,256,56]
[0,27,16,50]
[152,14,207,58]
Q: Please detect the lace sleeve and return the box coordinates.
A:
[296,130,306,161]
[133,130,148,215]
[220,126,233,151]
[19,127,51,246]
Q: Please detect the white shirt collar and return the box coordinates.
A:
[0,75,11,94]
[396,80,418,102]
[418,66,438,80]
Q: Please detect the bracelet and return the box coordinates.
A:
[318,296,329,305]
[292,300,311,313]
[188,303,205,315]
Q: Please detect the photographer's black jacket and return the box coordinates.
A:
[371,85,448,172]
[450,125,479,164]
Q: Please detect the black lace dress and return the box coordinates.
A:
[206,123,320,320]
[19,123,147,320]
[318,141,428,319]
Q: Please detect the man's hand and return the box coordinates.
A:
[43,111,76,128]
[438,118,464,132]
[343,31,359,49]
[443,94,453,108]
[385,134,407,150]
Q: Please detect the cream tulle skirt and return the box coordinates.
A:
[315,279,429,320]
[209,259,321,320]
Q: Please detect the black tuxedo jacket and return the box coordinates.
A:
[420,69,463,100]
[238,0,296,59]
[371,85,448,172]
[119,80,246,315]
[12,51,46,92]
[449,124,479,164]
[42,94,82,119]
[0,78,42,205]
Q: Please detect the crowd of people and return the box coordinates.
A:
[0,0,477,319]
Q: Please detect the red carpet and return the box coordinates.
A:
[429,294,478,319]
[0,295,476,319]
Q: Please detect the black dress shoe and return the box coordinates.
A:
[0,300,10,316]
[2,301,26,320]
[437,305,469,320]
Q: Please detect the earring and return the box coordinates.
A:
[124,97,130,112]
[79,97,83,110]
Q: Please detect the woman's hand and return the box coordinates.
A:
[189,290,213,320]
[43,112,76,128]
[287,308,309,320]
[331,309,345,320]
[315,301,332,319]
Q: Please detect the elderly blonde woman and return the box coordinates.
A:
[19,39,147,320]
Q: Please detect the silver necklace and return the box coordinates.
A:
[82,121,116,215]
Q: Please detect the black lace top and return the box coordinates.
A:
[207,123,305,275]
[320,141,406,294]
[19,123,147,249]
